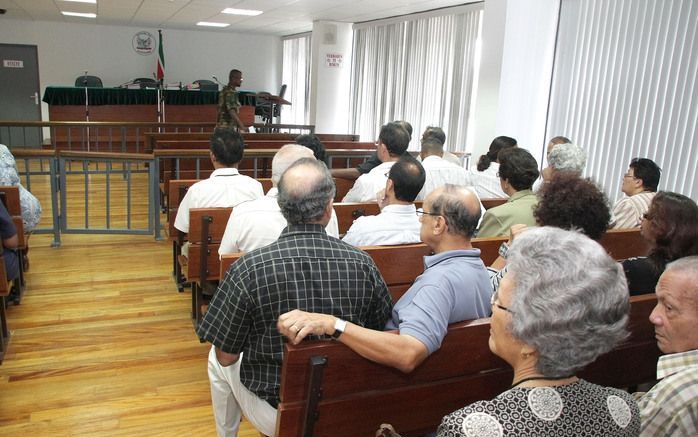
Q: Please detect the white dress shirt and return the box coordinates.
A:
[174,167,264,233]
[470,162,508,198]
[417,155,473,200]
[218,187,339,255]
[342,161,395,202]
[342,203,421,247]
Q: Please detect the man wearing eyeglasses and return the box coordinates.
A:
[279,184,492,373]
[610,158,661,229]
[342,122,410,202]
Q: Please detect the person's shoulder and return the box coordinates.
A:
[439,398,507,435]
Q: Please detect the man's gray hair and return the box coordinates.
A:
[277,158,335,225]
[664,256,698,301]
[271,144,314,185]
[506,226,629,377]
[548,143,587,173]
[430,184,480,238]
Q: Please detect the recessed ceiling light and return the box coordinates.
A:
[222,8,263,16]
[197,22,230,28]
[62,0,97,3]
[61,11,97,18]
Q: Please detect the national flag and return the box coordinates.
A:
[156,29,165,81]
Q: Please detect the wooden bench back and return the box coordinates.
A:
[275,294,660,437]
[145,132,360,151]
[334,201,425,235]
[167,179,199,240]
[361,243,432,301]
[600,228,650,260]
[481,198,507,210]
[0,186,26,248]
[184,207,232,283]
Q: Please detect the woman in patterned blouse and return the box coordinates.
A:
[435,227,640,436]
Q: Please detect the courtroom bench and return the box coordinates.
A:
[271,294,659,436]
[144,132,359,151]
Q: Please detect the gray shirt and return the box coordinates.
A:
[386,249,492,354]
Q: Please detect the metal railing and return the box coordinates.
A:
[0,121,315,153]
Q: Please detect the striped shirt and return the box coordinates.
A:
[636,349,698,436]
[197,224,392,406]
[610,191,655,229]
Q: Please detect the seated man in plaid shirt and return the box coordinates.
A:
[197,157,393,437]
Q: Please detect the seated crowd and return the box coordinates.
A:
[173,124,697,436]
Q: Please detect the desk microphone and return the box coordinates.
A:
[83,70,88,86]
[212,75,223,86]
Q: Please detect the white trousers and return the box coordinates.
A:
[207,346,278,437]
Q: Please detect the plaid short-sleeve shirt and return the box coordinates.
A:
[197,224,393,406]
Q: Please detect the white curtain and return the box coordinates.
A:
[350,4,483,153]
[546,0,697,202]
[281,33,312,125]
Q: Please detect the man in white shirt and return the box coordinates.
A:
[219,144,339,255]
[610,158,661,229]
[343,155,425,247]
[342,122,410,202]
[174,129,263,233]
[418,136,485,225]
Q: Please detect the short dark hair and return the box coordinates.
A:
[497,147,539,191]
[229,69,242,82]
[422,126,446,145]
[477,135,517,171]
[295,134,328,165]
[389,155,425,202]
[534,173,610,241]
[277,158,336,225]
[210,128,244,166]
[395,120,413,138]
[629,158,661,192]
[379,122,410,156]
[430,184,481,238]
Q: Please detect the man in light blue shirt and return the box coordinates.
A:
[279,184,492,373]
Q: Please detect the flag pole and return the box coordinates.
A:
[157,29,166,126]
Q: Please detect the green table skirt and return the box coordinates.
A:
[43,87,257,106]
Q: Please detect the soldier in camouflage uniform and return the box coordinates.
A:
[216,69,247,131]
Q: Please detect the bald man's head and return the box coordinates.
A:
[271,144,315,186]
[427,184,481,238]
[277,158,335,225]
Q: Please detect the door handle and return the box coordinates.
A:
[29,92,39,104]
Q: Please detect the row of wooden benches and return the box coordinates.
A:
[180,204,649,329]
[0,186,29,364]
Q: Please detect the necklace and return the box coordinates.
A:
[511,375,575,388]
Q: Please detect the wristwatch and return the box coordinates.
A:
[331,318,347,339]
[498,242,510,259]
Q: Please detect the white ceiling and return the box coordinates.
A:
[0,0,473,36]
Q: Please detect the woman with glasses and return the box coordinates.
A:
[623,191,698,295]
[437,226,639,436]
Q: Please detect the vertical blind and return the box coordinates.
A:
[350,4,483,152]
[281,33,312,125]
[546,0,697,202]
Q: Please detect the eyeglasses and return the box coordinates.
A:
[623,173,637,179]
[416,208,441,217]
[490,289,514,313]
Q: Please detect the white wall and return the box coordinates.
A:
[308,21,353,134]
[0,18,282,121]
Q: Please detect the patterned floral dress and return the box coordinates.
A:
[437,380,639,436]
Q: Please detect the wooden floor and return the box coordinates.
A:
[0,234,259,435]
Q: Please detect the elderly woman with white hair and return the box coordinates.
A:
[376,227,640,437]
[436,226,640,436]
[541,142,587,182]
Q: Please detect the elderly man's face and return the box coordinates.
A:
[650,269,698,354]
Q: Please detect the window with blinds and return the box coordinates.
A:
[281,33,312,125]
[349,3,484,152]
[546,0,697,202]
